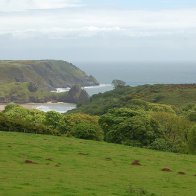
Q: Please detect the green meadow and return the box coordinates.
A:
[0,131,195,196]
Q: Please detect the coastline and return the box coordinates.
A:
[0,103,36,111]
[0,84,113,112]
[0,102,76,112]
[51,83,113,93]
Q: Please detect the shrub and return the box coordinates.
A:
[149,138,170,151]
[4,104,46,124]
[150,112,193,153]
[99,108,161,146]
[188,111,196,122]
[0,112,56,135]
[45,111,66,134]
[71,122,103,141]
[64,113,103,140]
[188,126,196,154]
[151,112,192,142]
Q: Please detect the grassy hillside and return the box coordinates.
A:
[74,84,196,115]
[0,60,95,103]
[0,82,89,104]
[0,82,69,103]
[0,60,98,89]
[0,131,196,196]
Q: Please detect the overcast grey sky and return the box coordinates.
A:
[0,0,196,62]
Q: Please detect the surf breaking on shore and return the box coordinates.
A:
[0,103,76,113]
[0,84,113,113]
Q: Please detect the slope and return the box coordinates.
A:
[0,131,195,196]
[74,84,196,115]
[0,60,98,89]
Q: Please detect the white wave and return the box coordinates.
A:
[51,87,70,93]
[36,103,76,113]
[36,105,50,112]
[51,84,113,93]
[83,84,112,89]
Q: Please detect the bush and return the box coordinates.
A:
[149,138,170,151]
[150,112,193,153]
[188,111,196,122]
[4,104,46,124]
[64,113,103,140]
[128,99,176,113]
[45,111,66,134]
[71,122,103,141]
[99,108,161,146]
[0,112,56,135]
[188,126,196,154]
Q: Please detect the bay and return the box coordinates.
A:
[41,84,113,113]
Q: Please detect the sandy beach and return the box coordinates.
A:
[0,103,40,111]
[0,102,76,113]
[0,105,6,111]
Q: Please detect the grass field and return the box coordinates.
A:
[0,131,196,196]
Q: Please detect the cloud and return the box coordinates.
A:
[0,7,196,40]
[1,2,196,61]
[0,0,83,12]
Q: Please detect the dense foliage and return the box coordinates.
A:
[73,84,196,115]
[64,113,103,140]
[150,112,192,153]
[67,84,196,154]
[0,87,196,154]
[0,104,103,141]
[99,108,161,146]
[188,126,196,154]
[98,108,195,153]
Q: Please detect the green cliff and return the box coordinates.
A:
[0,60,98,90]
[0,60,98,103]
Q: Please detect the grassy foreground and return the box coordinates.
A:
[0,132,196,196]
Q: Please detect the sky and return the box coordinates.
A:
[0,0,196,62]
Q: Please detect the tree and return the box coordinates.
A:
[99,108,161,146]
[182,104,196,122]
[64,113,103,140]
[151,112,191,144]
[150,112,192,153]
[188,111,196,122]
[4,104,45,124]
[188,126,196,154]
[2,104,54,135]
[71,122,103,141]
[45,111,66,134]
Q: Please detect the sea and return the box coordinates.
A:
[42,84,113,113]
[76,62,196,85]
[34,62,196,113]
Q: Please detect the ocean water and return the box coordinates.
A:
[76,62,196,85]
[35,103,76,113]
[53,84,113,96]
[37,85,114,113]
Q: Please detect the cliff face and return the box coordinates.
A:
[0,60,99,90]
[65,85,89,104]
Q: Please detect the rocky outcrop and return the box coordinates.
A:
[65,85,89,104]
